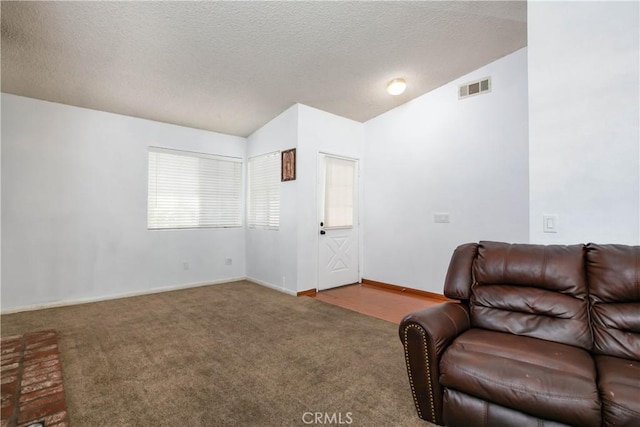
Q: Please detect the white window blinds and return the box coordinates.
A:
[148,147,242,229]
[247,152,280,229]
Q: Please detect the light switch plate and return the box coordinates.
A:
[543,215,558,233]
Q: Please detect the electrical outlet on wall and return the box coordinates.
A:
[183,262,189,270]
[434,213,450,223]
[225,258,232,266]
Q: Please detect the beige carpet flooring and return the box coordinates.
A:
[1,281,431,426]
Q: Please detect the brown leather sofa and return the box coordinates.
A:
[399,241,640,427]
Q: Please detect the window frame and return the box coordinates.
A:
[247,151,281,230]
[147,146,243,230]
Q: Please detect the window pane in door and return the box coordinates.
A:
[324,157,355,228]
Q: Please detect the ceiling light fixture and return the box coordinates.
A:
[387,78,407,95]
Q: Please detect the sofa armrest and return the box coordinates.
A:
[399,302,470,425]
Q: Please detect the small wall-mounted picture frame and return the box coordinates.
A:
[281,148,296,182]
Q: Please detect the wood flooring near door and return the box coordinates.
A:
[312,283,443,324]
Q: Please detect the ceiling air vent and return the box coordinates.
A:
[458,77,491,99]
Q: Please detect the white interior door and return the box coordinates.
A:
[318,154,359,291]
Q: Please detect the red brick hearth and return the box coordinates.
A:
[1,330,69,427]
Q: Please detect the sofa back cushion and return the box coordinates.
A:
[586,243,640,360]
[443,243,478,300]
[470,241,592,350]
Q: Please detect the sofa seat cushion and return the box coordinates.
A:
[595,355,640,426]
[443,389,573,427]
[440,329,601,427]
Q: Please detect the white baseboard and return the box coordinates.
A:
[245,277,297,296]
[0,277,247,314]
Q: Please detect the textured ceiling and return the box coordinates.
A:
[1,1,527,137]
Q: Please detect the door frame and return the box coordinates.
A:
[316,151,362,291]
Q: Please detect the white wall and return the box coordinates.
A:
[1,94,247,311]
[296,105,364,292]
[528,2,640,245]
[246,105,299,294]
[363,48,530,293]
